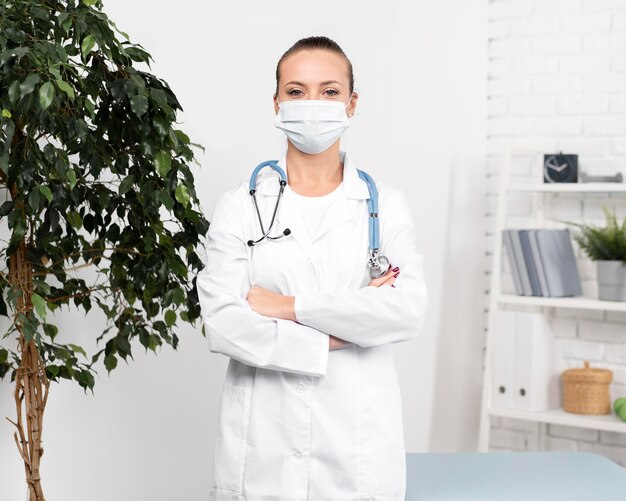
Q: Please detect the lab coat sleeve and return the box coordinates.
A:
[293,185,429,348]
[196,190,330,377]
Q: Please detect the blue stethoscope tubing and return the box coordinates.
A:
[247,160,390,279]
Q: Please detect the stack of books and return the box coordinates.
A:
[503,228,583,297]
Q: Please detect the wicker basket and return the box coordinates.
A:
[562,360,613,415]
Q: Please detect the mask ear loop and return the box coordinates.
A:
[345,92,354,117]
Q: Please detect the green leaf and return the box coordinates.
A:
[164,310,176,326]
[55,79,75,100]
[67,169,77,190]
[39,185,53,203]
[115,336,132,358]
[109,19,130,40]
[154,150,171,177]
[67,210,82,228]
[159,191,175,211]
[43,323,59,341]
[175,184,190,208]
[1,109,11,118]
[49,64,62,80]
[172,287,185,305]
[28,188,42,211]
[31,293,47,319]
[8,81,20,104]
[81,35,96,60]
[22,318,37,342]
[77,369,95,391]
[0,348,7,364]
[19,74,41,96]
[119,174,135,195]
[68,343,87,359]
[149,88,168,108]
[104,353,117,372]
[130,94,148,117]
[58,12,72,34]
[148,334,159,352]
[38,82,55,110]
[153,114,168,137]
[83,0,97,5]
[85,99,95,118]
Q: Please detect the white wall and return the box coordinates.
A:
[485,0,626,465]
[0,1,487,499]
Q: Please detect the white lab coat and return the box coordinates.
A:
[197,149,429,501]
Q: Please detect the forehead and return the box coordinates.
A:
[280,49,349,86]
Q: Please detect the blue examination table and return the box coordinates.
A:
[405,451,626,500]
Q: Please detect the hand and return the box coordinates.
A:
[246,285,296,320]
[368,265,400,288]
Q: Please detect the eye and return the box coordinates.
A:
[324,89,339,96]
[287,89,303,96]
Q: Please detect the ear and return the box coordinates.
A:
[347,91,359,118]
[273,94,279,114]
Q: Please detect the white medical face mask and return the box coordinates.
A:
[274,97,352,154]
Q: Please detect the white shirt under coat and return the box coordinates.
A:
[196,149,429,501]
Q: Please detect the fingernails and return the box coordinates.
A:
[391,284,396,288]
[393,272,399,278]
[392,267,399,272]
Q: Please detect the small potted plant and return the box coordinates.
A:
[558,206,626,301]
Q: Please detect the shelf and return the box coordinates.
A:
[507,183,626,193]
[497,294,626,313]
[489,406,626,434]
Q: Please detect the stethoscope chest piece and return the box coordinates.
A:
[368,250,390,279]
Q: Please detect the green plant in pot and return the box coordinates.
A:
[0,1,209,498]
[557,206,626,302]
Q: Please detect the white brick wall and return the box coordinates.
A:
[486,0,626,466]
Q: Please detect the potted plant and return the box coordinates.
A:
[0,1,209,499]
[558,206,626,301]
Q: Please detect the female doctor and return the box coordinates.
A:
[196,36,429,501]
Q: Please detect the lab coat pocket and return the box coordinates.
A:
[211,384,252,493]
[359,385,406,497]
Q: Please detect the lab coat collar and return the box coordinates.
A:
[254,150,370,199]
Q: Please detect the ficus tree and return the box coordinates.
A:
[0,1,209,499]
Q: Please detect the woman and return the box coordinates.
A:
[197,36,429,501]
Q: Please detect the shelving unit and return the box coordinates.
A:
[477,146,626,452]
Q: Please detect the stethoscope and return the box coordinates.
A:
[247,160,390,279]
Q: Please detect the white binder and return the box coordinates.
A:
[491,311,560,411]
[513,312,560,411]
[492,310,516,408]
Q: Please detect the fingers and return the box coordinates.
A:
[368,265,400,287]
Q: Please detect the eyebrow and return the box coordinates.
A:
[284,80,343,87]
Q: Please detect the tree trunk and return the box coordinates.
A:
[6,237,50,501]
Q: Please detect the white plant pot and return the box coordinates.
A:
[597,260,626,301]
